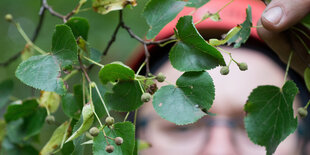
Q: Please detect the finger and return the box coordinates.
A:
[257,19,307,76]
[261,0,310,32]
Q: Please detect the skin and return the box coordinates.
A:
[258,0,310,76]
[138,47,299,155]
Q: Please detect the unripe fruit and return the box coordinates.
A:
[105,145,114,153]
[45,115,55,125]
[298,107,308,118]
[114,137,123,145]
[156,72,166,82]
[141,93,152,102]
[5,14,13,22]
[238,62,248,71]
[220,66,229,75]
[89,127,100,137]
[105,116,114,126]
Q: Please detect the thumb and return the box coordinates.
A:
[261,0,310,32]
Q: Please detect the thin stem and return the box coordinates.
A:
[136,62,146,76]
[123,112,130,122]
[159,39,178,47]
[284,51,294,82]
[94,83,111,117]
[78,54,92,83]
[82,74,86,106]
[103,11,122,56]
[63,70,78,81]
[292,31,310,53]
[143,44,151,75]
[305,100,310,109]
[82,55,104,68]
[137,80,145,93]
[292,27,310,41]
[32,6,46,42]
[89,84,104,128]
[216,0,234,14]
[42,0,65,20]
[252,25,263,28]
[134,109,138,125]
[16,23,46,55]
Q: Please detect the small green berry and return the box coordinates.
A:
[238,62,248,71]
[105,145,114,153]
[156,72,166,82]
[90,82,96,88]
[89,127,100,137]
[105,116,114,126]
[45,115,55,125]
[5,14,13,22]
[298,107,308,118]
[114,137,123,145]
[220,66,229,75]
[141,93,152,102]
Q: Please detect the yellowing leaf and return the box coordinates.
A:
[305,67,310,92]
[21,43,35,61]
[39,91,61,113]
[92,0,137,15]
[40,121,71,155]
[65,103,94,143]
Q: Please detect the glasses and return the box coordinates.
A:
[138,115,269,154]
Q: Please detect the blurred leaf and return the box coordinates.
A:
[1,137,38,155]
[92,0,137,15]
[93,122,135,155]
[170,16,225,71]
[99,62,135,85]
[52,24,78,68]
[4,99,38,123]
[143,0,186,39]
[104,80,143,112]
[74,85,84,109]
[0,120,6,143]
[137,139,151,151]
[65,103,94,142]
[40,121,70,155]
[305,67,310,92]
[23,107,47,139]
[61,141,74,155]
[244,81,298,155]
[66,17,89,40]
[186,0,209,8]
[71,117,86,155]
[61,93,81,120]
[91,84,108,118]
[15,55,67,95]
[153,71,214,125]
[90,48,102,63]
[0,79,14,109]
[39,91,61,113]
[227,5,252,48]
[6,119,25,144]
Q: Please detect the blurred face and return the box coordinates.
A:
[138,47,299,155]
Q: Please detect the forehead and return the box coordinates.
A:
[140,47,285,117]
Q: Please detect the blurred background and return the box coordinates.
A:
[0,0,148,152]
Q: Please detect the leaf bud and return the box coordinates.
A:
[89,127,100,137]
[141,93,152,102]
[105,145,114,153]
[45,115,55,125]
[298,107,308,118]
[220,66,229,75]
[156,72,166,82]
[105,116,114,126]
[238,62,248,71]
[114,137,123,145]
[5,14,13,22]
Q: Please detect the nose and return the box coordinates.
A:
[199,126,239,155]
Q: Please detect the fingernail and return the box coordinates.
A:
[263,7,283,25]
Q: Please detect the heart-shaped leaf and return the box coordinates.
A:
[153,71,215,125]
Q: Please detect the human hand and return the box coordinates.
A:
[257,0,310,76]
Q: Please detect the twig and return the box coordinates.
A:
[102,11,122,56]
[143,44,150,74]
[42,0,65,21]
[78,54,92,83]
[32,5,46,42]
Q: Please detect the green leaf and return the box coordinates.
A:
[23,107,47,139]
[15,55,67,95]
[39,91,61,113]
[6,119,25,144]
[71,118,86,155]
[74,84,84,109]
[4,99,38,122]
[104,80,143,112]
[143,0,186,39]
[99,62,135,85]
[209,26,241,46]
[304,67,310,92]
[65,103,94,142]
[0,79,14,108]
[153,71,214,125]
[66,17,89,40]
[244,80,298,155]
[93,122,135,155]
[170,16,225,71]
[92,0,137,15]
[186,0,209,8]
[40,121,70,155]
[227,5,252,48]
[1,137,38,155]
[52,24,78,68]
[61,141,74,155]
[90,48,102,63]
[0,120,6,143]
[61,93,81,120]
